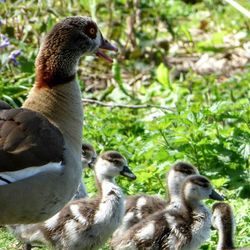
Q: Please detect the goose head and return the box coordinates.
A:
[167,162,199,199]
[36,16,117,88]
[182,175,224,206]
[93,151,136,181]
[81,143,97,169]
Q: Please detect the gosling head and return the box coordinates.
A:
[81,143,97,169]
[36,16,117,87]
[172,162,199,176]
[167,162,199,198]
[182,175,224,206]
[93,151,136,180]
[212,202,235,231]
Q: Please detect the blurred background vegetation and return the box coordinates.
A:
[0,0,249,249]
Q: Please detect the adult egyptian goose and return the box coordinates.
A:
[72,143,97,200]
[0,16,117,224]
[111,175,224,250]
[8,151,136,250]
[212,202,250,250]
[113,162,199,238]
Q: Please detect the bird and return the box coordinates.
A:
[111,175,224,250]
[212,202,250,250]
[72,143,97,200]
[112,162,199,238]
[0,16,117,224]
[8,151,136,250]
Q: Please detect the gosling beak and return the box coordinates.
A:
[209,189,224,201]
[120,166,136,180]
[88,156,97,168]
[96,35,118,63]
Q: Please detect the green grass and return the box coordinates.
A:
[0,0,249,249]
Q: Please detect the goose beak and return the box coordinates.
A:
[209,189,224,201]
[96,36,118,63]
[120,166,136,180]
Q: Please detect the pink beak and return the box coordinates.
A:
[96,37,118,63]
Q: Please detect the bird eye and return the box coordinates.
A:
[89,28,96,35]
[113,160,120,165]
[84,22,98,39]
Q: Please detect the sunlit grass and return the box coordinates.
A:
[0,0,249,249]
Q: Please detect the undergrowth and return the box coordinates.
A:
[0,0,249,249]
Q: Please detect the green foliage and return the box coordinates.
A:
[156,63,172,89]
[0,0,250,249]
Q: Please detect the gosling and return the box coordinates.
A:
[9,151,136,250]
[212,202,250,250]
[113,162,199,237]
[111,175,224,250]
[72,143,97,200]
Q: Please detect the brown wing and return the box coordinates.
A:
[0,107,64,172]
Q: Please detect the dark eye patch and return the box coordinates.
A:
[84,22,97,39]
[111,159,123,165]
[101,151,125,166]
[106,157,124,167]
[192,178,209,188]
[174,162,196,175]
[82,143,94,152]
[180,168,195,175]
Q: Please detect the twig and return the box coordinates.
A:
[82,98,175,111]
[127,72,150,86]
[224,0,250,18]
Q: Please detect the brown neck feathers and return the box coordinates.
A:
[35,53,76,88]
[36,69,76,88]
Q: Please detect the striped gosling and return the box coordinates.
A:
[9,151,136,250]
[111,175,224,250]
[212,202,250,250]
[72,143,97,200]
[113,162,199,238]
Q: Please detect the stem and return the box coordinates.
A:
[82,98,175,111]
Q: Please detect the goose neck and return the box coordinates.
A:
[22,80,83,151]
[34,44,80,88]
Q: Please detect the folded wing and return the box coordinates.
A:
[0,103,64,172]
